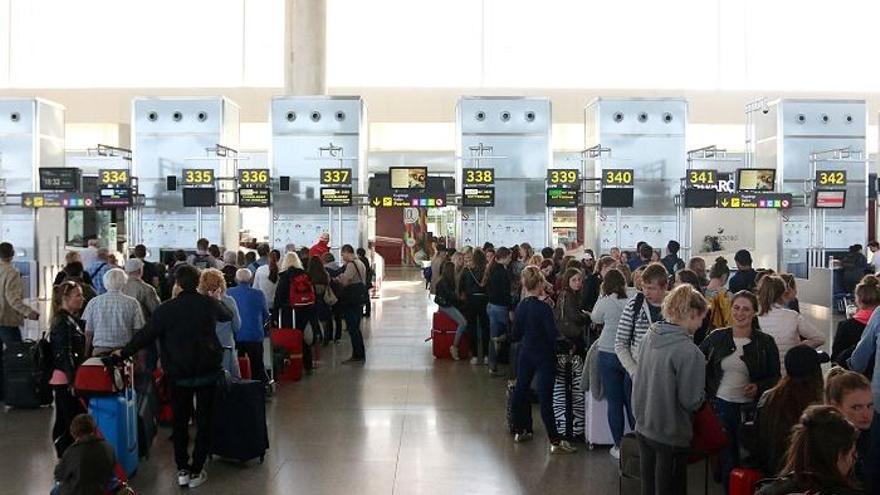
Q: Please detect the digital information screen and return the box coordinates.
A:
[320,187,353,207]
[238,169,271,188]
[389,167,427,189]
[814,189,846,209]
[238,188,271,208]
[547,169,580,187]
[546,187,578,207]
[22,192,95,209]
[816,170,847,187]
[182,187,217,207]
[601,169,634,187]
[98,169,131,187]
[39,168,80,192]
[717,192,792,209]
[99,187,132,207]
[600,188,634,208]
[182,169,215,186]
[686,169,718,187]
[462,168,494,186]
[462,187,495,207]
[736,169,776,191]
[320,168,353,186]
[683,188,718,208]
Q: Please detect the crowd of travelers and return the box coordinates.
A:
[0,234,375,492]
[426,238,878,495]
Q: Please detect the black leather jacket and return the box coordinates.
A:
[50,310,87,383]
[699,327,781,401]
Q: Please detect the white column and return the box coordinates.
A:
[284,0,326,95]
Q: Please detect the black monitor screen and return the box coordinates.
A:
[684,188,717,208]
[183,187,217,207]
[600,188,634,208]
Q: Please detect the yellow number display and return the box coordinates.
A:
[548,170,578,185]
[687,170,717,186]
[239,169,269,185]
[603,169,634,186]
[321,168,352,185]
[817,171,846,186]
[464,169,494,185]
[99,169,129,185]
[184,169,214,185]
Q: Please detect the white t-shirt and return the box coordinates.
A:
[716,337,751,403]
[254,264,278,310]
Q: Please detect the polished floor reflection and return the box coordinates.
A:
[0,268,721,494]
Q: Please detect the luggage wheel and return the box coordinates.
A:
[587,442,595,451]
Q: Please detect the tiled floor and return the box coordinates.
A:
[0,268,722,494]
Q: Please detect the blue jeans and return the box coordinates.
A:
[486,303,508,370]
[511,350,558,441]
[597,350,634,447]
[0,326,22,400]
[712,398,744,494]
[344,307,365,360]
[439,306,468,346]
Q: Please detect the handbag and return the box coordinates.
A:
[74,357,127,396]
[323,285,338,306]
[689,401,730,463]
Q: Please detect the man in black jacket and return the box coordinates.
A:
[116,264,232,490]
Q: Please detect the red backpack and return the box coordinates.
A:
[289,273,316,308]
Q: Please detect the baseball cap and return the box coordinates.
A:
[784,345,830,379]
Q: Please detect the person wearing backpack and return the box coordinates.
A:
[274,252,317,373]
[614,263,669,380]
[49,281,87,458]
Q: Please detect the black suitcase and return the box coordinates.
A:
[134,370,158,458]
[552,351,585,441]
[619,433,640,495]
[211,377,269,463]
[3,340,52,410]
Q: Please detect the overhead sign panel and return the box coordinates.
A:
[716,192,792,209]
[547,169,579,188]
[686,169,718,187]
[462,187,495,207]
[182,169,215,185]
[320,187,353,207]
[816,170,847,187]
[462,168,494,186]
[22,192,95,208]
[238,169,271,188]
[546,187,578,207]
[320,168,353,186]
[39,168,80,192]
[238,188,271,208]
[601,169,634,187]
[99,169,131,187]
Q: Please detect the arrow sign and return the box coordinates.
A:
[720,198,729,207]
[371,197,380,207]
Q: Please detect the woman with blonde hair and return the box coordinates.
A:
[274,250,318,372]
[633,284,709,495]
[199,268,241,378]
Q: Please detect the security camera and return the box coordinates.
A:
[525,111,536,122]
[613,112,624,123]
[638,112,648,123]
[147,112,158,122]
[286,111,296,122]
[311,111,321,122]
[10,112,19,122]
[172,111,183,122]
[663,113,673,123]
[500,111,511,122]
[475,111,486,121]
[335,111,346,121]
[197,112,208,122]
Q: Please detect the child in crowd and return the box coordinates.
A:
[52,413,116,495]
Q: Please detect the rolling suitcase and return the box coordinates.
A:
[133,370,157,459]
[271,311,304,382]
[553,352,585,441]
[729,467,763,495]
[619,433,640,495]
[89,386,139,477]
[3,339,52,410]
[585,393,616,448]
[238,355,252,380]
[211,377,269,463]
[428,311,471,359]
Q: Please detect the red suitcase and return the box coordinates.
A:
[430,329,471,360]
[729,467,762,495]
[271,327,304,382]
[238,355,252,380]
[432,311,458,333]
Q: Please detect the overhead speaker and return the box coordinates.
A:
[166,176,177,191]
[279,176,291,191]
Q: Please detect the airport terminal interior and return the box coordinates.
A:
[3,1,880,494]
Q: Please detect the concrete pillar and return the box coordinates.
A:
[284,0,326,95]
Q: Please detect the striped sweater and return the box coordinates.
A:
[614,293,663,376]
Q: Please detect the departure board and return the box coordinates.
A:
[39,168,80,192]
[238,188,271,208]
[546,187,578,207]
[320,187,353,207]
[462,187,495,207]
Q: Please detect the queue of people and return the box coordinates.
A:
[424,238,877,495]
[0,233,377,492]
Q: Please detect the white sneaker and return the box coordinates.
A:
[470,357,479,365]
[513,432,533,443]
[609,445,620,459]
[188,470,208,489]
[177,470,190,487]
[450,345,460,361]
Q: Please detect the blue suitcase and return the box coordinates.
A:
[89,387,139,477]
